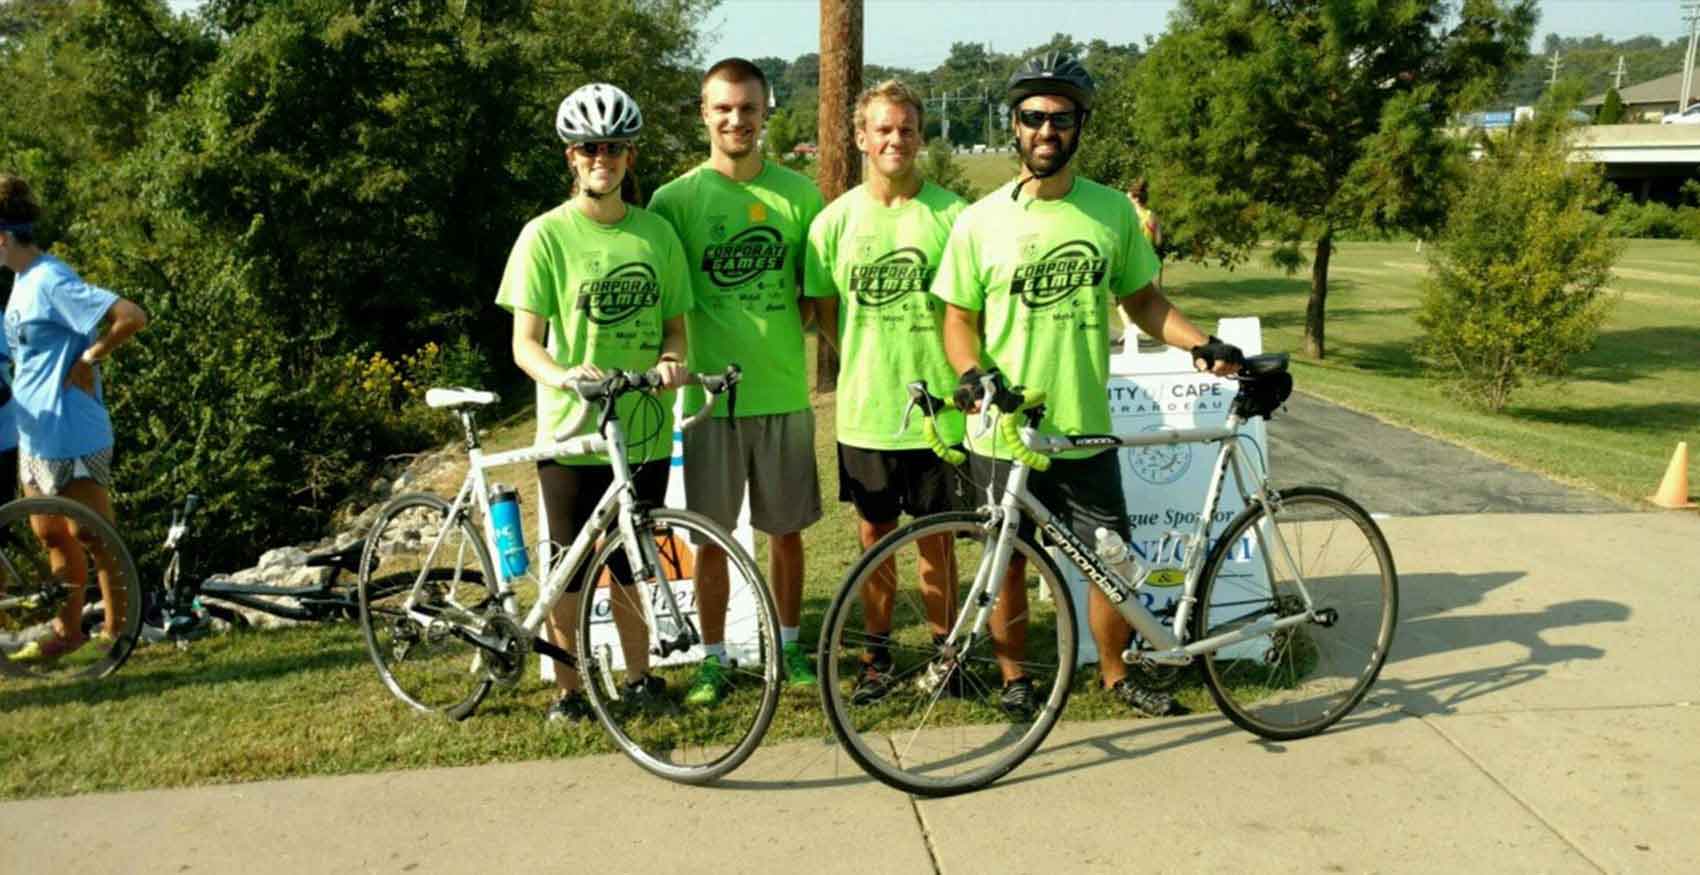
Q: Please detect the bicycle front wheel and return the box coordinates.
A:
[576,508,782,784]
[1194,487,1398,740]
[0,496,143,681]
[357,493,499,719]
[819,511,1077,797]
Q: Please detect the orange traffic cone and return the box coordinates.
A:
[1647,442,1697,509]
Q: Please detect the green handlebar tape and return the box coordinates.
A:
[922,419,968,466]
[996,414,1052,471]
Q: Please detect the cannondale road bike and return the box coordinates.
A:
[356,366,782,784]
[818,355,1399,796]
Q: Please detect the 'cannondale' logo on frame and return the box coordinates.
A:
[578,262,662,325]
[1009,240,1108,308]
[701,226,788,287]
[849,247,933,307]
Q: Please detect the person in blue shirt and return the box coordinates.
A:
[1,174,148,662]
[0,326,17,503]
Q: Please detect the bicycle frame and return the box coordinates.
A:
[401,405,683,664]
[950,412,1319,668]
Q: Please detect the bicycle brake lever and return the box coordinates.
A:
[898,396,920,436]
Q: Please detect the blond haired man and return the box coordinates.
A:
[807,80,969,702]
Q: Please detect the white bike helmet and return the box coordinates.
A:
[555,83,644,143]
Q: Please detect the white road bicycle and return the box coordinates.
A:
[818,354,1399,796]
[356,366,782,784]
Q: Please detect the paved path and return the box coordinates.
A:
[1268,392,1627,515]
[4,511,1695,874]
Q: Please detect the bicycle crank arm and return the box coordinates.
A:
[531,635,578,671]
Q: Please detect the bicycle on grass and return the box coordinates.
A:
[817,354,1399,796]
[357,366,783,784]
[0,496,142,681]
[143,494,372,644]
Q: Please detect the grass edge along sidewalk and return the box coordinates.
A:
[3,239,1693,798]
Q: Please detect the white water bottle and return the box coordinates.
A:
[1094,527,1147,589]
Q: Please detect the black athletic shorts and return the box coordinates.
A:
[965,449,1131,546]
[0,447,16,503]
[837,443,968,525]
[536,458,669,593]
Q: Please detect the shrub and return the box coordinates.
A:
[1415,113,1622,412]
[920,138,980,202]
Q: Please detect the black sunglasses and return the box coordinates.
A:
[574,141,631,157]
[1016,109,1080,131]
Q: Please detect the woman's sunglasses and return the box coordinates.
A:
[574,141,631,157]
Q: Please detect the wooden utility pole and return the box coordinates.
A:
[815,0,862,391]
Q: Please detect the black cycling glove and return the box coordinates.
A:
[1190,335,1245,371]
[954,367,1000,411]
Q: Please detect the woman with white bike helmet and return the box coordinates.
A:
[495,83,693,722]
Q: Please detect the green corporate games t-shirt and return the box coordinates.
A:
[648,161,826,418]
[931,177,1160,460]
[805,181,967,449]
[495,203,692,465]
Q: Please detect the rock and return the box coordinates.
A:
[257,546,308,571]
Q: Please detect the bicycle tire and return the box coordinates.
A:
[1193,487,1398,740]
[356,492,498,720]
[819,510,1077,797]
[0,496,142,681]
[576,508,782,784]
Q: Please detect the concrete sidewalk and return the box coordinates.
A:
[4,511,1696,874]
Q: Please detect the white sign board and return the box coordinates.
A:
[1057,317,1272,666]
[540,397,759,679]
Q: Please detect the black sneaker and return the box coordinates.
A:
[999,675,1037,721]
[849,656,897,705]
[1110,678,1189,717]
[621,674,668,711]
[546,691,594,723]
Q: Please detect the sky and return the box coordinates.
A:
[157,1,1699,71]
[699,0,1698,70]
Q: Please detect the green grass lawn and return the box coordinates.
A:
[3,238,1694,799]
[1159,239,1699,503]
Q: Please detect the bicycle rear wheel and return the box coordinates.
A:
[576,508,781,784]
[1193,487,1398,739]
[819,511,1077,797]
[0,496,142,681]
[357,493,499,719]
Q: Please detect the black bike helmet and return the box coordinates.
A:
[1006,51,1095,114]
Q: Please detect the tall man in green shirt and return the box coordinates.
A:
[648,58,827,704]
[807,80,969,704]
[932,53,1244,719]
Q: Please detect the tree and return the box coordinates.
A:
[1415,102,1620,411]
[1131,0,1537,359]
[0,0,715,568]
[1597,86,1625,124]
[919,137,978,201]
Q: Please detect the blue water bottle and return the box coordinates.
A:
[488,484,529,578]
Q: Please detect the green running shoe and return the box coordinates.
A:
[782,641,817,687]
[685,654,729,707]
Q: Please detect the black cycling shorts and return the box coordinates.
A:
[537,458,669,593]
[965,449,1131,547]
[836,443,967,525]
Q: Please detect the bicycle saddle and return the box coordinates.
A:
[425,387,499,409]
[305,540,367,575]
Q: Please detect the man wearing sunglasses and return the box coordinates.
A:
[932,52,1244,720]
[648,58,827,705]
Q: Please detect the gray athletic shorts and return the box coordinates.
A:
[682,410,822,538]
[20,447,115,495]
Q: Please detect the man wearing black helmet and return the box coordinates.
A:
[932,52,1244,719]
